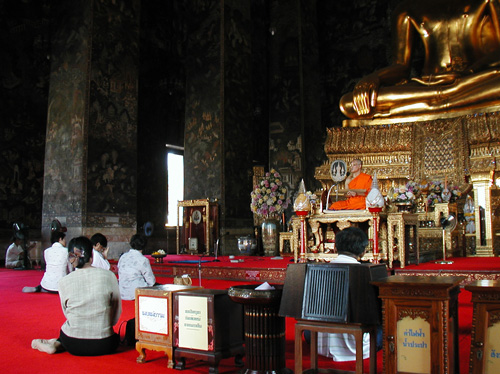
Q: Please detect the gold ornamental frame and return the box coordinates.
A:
[176,199,212,255]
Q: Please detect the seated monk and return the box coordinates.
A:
[340,0,500,119]
[329,159,372,210]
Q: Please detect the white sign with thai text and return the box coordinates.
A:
[138,296,169,335]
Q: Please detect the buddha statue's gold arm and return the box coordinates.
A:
[340,0,500,120]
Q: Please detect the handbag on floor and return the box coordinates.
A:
[119,318,137,347]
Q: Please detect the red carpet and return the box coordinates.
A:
[0,267,473,373]
[400,256,500,271]
[395,256,500,286]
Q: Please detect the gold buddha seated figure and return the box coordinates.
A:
[340,0,500,120]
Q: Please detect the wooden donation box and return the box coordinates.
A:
[372,275,465,374]
[177,199,219,255]
[135,284,202,368]
[279,263,387,374]
[465,280,500,374]
[173,289,244,373]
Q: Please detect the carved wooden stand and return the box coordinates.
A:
[373,275,464,374]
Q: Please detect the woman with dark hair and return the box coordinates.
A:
[5,233,35,269]
[22,230,71,293]
[117,234,156,300]
[316,227,382,361]
[31,236,122,356]
[90,232,110,270]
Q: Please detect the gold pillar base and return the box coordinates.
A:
[474,247,495,257]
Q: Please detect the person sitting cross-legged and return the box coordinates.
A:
[329,159,372,210]
[6,233,35,269]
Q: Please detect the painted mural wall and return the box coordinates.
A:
[184,0,223,203]
[1,0,403,245]
[43,0,140,232]
[136,0,186,230]
[0,0,50,232]
[43,0,89,227]
[86,0,140,222]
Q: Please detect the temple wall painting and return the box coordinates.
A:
[0,0,50,231]
[184,0,222,202]
[86,0,140,219]
[43,0,139,233]
[1,0,429,253]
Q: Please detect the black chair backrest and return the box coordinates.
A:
[279,262,387,325]
[302,264,350,322]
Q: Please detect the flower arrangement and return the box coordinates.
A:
[250,169,291,219]
[427,192,442,206]
[391,181,419,203]
[429,180,444,194]
[448,185,462,202]
[427,180,462,205]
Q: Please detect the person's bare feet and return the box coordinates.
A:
[31,338,61,354]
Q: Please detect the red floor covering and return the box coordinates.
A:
[1,267,473,374]
[400,256,500,271]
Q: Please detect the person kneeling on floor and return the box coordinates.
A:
[31,236,122,356]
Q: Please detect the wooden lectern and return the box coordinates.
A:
[372,275,465,374]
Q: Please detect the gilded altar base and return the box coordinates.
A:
[307,111,500,265]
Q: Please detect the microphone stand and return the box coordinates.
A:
[198,256,202,286]
[211,232,228,262]
[212,238,220,262]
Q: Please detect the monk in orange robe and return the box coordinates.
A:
[330,159,372,210]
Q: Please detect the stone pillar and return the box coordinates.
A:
[268,0,322,198]
[42,0,140,258]
[183,0,268,252]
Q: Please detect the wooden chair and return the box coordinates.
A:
[295,319,377,374]
[279,263,385,374]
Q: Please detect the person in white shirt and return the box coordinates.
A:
[90,233,110,270]
[31,236,121,356]
[117,234,156,300]
[22,231,71,293]
[5,234,35,269]
[315,227,383,361]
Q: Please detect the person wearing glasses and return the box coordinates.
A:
[31,236,122,356]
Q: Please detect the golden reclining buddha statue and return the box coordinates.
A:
[340,0,500,120]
